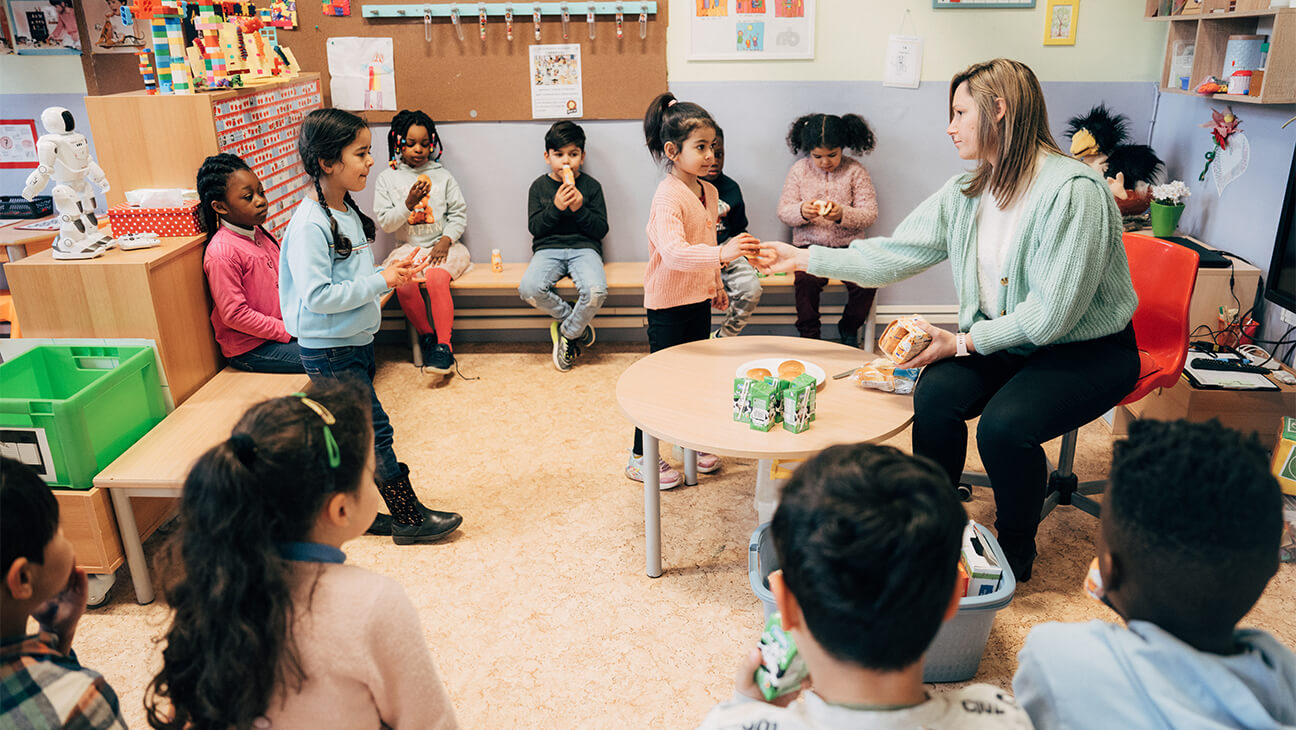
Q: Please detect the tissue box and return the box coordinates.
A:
[1273,417,1296,496]
[107,201,204,237]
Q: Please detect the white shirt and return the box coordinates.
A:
[698,685,1031,730]
[976,158,1044,320]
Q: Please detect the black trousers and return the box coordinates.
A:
[632,300,713,456]
[794,271,876,341]
[911,324,1139,548]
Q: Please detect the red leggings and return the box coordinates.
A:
[395,268,454,347]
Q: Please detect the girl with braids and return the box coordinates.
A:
[372,109,470,375]
[627,92,759,489]
[198,153,303,373]
[280,108,463,544]
[776,112,880,346]
[145,382,460,730]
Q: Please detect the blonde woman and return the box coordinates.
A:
[758,59,1139,582]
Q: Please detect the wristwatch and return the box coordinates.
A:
[955,332,970,357]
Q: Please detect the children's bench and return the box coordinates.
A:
[93,367,310,604]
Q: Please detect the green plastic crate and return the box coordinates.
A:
[0,345,166,490]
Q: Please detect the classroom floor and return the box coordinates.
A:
[76,341,1295,729]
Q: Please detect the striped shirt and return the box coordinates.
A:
[1,633,126,729]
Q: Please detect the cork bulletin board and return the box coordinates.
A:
[275,2,669,123]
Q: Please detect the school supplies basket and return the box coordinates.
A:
[0,345,166,490]
[748,520,1016,683]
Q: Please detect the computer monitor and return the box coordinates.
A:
[1264,146,1296,314]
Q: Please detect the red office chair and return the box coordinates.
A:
[961,233,1200,518]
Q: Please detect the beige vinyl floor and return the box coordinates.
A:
[73,341,1295,728]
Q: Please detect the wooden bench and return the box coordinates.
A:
[93,367,310,604]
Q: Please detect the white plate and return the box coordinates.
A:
[735,358,826,388]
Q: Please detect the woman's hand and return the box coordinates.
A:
[405,178,431,211]
[902,317,970,368]
[800,200,820,220]
[753,241,807,275]
[719,232,761,264]
[382,248,431,289]
[822,201,844,223]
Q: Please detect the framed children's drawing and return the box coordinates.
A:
[933,1,1035,8]
[1043,0,1078,46]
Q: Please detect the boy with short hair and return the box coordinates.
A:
[699,443,1029,729]
[703,126,762,339]
[519,120,610,372]
[1013,419,1296,729]
[0,457,126,729]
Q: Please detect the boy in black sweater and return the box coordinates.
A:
[519,121,610,372]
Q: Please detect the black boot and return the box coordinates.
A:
[997,530,1037,583]
[365,505,445,537]
[375,463,462,545]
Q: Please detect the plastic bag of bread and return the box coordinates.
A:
[877,316,932,364]
[850,358,919,395]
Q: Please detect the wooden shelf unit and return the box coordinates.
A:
[1145,2,1296,105]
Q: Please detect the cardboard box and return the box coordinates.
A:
[1273,417,1296,496]
[733,377,756,424]
[107,201,203,237]
[961,523,1003,595]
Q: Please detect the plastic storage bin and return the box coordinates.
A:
[0,345,166,490]
[748,520,1016,683]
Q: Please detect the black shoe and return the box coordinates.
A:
[366,512,393,536]
[838,324,860,349]
[392,509,463,544]
[424,343,455,375]
[418,334,436,367]
[577,325,596,348]
[998,534,1037,583]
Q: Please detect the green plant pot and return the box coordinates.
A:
[1150,201,1185,237]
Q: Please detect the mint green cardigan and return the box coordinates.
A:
[808,154,1138,355]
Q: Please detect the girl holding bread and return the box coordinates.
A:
[757,60,1139,583]
[777,112,880,346]
[630,93,760,489]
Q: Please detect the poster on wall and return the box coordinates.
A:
[84,0,144,53]
[529,43,583,119]
[883,35,923,89]
[327,37,396,111]
[0,120,38,168]
[689,0,815,61]
[7,0,81,53]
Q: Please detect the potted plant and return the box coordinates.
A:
[1150,180,1190,237]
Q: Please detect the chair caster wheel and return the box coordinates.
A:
[956,484,974,502]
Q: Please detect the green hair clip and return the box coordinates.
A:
[291,393,341,469]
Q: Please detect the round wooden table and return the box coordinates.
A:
[616,335,915,577]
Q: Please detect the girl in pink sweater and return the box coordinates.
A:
[630,93,759,489]
[199,153,304,373]
[777,113,879,346]
[146,383,459,730]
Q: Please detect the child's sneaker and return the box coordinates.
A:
[626,452,682,490]
[672,445,721,473]
[577,325,596,348]
[550,322,581,372]
[424,343,455,375]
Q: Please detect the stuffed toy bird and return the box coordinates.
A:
[1066,105,1164,215]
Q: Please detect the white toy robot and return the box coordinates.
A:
[22,107,114,260]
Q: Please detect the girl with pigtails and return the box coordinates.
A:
[776,112,881,346]
[278,108,463,545]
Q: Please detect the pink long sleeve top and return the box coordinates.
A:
[643,174,722,310]
[777,156,879,249]
[203,223,291,358]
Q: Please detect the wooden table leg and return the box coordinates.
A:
[108,489,156,605]
[644,434,662,578]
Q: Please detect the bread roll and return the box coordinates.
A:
[747,367,772,380]
[777,360,805,379]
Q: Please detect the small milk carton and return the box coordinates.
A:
[791,373,817,422]
[762,376,790,423]
[1272,416,1296,497]
[783,377,815,434]
[733,377,757,424]
[749,382,777,432]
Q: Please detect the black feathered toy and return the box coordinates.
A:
[1066,105,1164,216]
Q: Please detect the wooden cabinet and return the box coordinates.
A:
[5,234,220,406]
[1145,2,1296,105]
[1116,364,1296,449]
[83,73,322,237]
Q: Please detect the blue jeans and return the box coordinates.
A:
[518,248,608,340]
[298,343,400,483]
[227,340,305,374]
[717,256,763,338]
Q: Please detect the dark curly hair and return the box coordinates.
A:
[786,113,876,156]
[770,443,966,671]
[145,381,374,730]
[196,153,257,242]
[1107,419,1282,627]
[386,108,443,167]
[643,92,717,165]
[1,456,60,577]
[297,108,376,259]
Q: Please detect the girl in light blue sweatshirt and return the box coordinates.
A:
[280,108,463,545]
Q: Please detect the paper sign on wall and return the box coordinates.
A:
[883,35,923,89]
[327,37,395,111]
[529,43,583,120]
[689,0,814,60]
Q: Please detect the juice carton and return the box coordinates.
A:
[754,613,809,702]
[783,380,814,433]
[749,382,777,432]
[733,377,757,423]
[1272,416,1296,496]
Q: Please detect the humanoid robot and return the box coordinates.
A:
[22,107,114,260]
